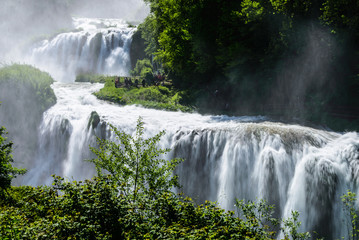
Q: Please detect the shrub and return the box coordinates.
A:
[0,64,56,112]
[0,127,26,194]
[130,58,153,80]
[88,117,183,201]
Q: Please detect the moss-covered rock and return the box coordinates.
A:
[88,111,101,130]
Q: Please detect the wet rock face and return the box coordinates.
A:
[88,111,101,130]
[60,119,71,137]
[130,29,146,70]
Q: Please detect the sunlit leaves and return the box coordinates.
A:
[88,117,183,201]
[240,0,264,24]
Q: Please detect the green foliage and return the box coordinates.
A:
[235,199,312,240]
[0,182,279,239]
[321,0,359,34]
[0,176,124,239]
[0,119,274,239]
[282,211,311,240]
[0,120,316,239]
[341,190,359,240]
[0,127,26,193]
[235,198,279,238]
[93,76,193,112]
[130,58,154,80]
[137,193,271,239]
[0,64,56,112]
[88,117,183,201]
[139,0,359,131]
[75,73,108,83]
[239,0,265,23]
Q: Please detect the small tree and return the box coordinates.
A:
[342,190,359,240]
[235,198,279,239]
[235,199,311,240]
[0,126,26,193]
[88,117,183,202]
[130,58,154,81]
[282,210,311,240]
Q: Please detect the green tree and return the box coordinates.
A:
[130,58,154,81]
[341,190,359,240]
[321,0,359,35]
[282,210,311,240]
[88,117,183,202]
[235,198,311,239]
[0,126,26,193]
[235,198,279,238]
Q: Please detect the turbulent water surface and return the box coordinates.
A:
[16,17,359,239]
[27,17,134,82]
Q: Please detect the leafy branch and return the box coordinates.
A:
[88,117,183,202]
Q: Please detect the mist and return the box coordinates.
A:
[222,22,338,125]
[0,0,149,180]
[70,0,149,22]
[270,23,336,121]
[0,0,149,62]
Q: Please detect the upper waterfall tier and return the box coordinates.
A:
[27,18,135,82]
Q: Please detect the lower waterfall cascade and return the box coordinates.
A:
[20,82,359,239]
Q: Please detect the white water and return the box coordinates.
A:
[21,82,359,238]
[27,18,134,82]
[20,18,359,239]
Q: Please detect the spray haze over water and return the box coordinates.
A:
[28,17,135,82]
[0,1,358,239]
[0,0,149,63]
[270,23,335,119]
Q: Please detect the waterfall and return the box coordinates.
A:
[171,124,358,238]
[17,17,359,239]
[20,82,359,239]
[27,18,135,82]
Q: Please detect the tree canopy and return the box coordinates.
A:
[138,0,359,131]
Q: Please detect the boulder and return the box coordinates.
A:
[88,111,101,130]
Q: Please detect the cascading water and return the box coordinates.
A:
[171,123,358,238]
[18,17,359,239]
[27,18,134,82]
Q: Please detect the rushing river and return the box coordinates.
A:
[16,17,359,239]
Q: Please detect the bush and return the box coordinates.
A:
[94,78,193,112]
[130,58,153,80]
[0,127,26,194]
[88,117,183,201]
[0,64,56,112]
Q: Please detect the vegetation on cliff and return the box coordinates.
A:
[135,0,359,131]
[0,64,56,113]
[0,64,57,172]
